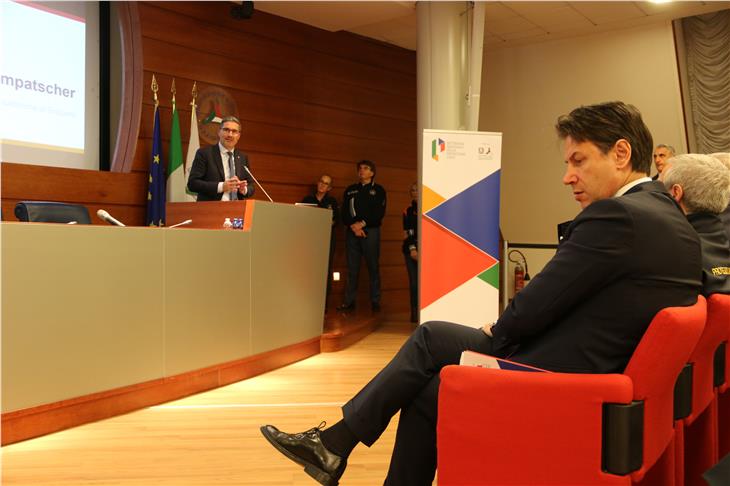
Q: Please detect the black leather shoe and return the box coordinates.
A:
[260,423,346,486]
[371,302,381,312]
[336,303,355,312]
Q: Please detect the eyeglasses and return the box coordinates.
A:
[221,127,240,134]
[319,179,331,186]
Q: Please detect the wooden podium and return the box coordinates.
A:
[166,200,253,230]
[2,200,333,444]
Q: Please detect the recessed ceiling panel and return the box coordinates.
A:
[571,2,646,24]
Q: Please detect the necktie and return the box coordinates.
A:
[228,152,238,200]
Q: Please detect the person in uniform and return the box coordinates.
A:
[338,160,386,312]
[302,174,339,308]
[402,182,419,323]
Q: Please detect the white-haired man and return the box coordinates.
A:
[710,152,730,240]
[661,153,730,295]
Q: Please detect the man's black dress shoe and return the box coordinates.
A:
[260,423,346,486]
[336,303,355,312]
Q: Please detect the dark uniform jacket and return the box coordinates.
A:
[491,181,702,374]
[720,205,730,242]
[187,144,255,201]
[402,200,417,254]
[341,181,386,229]
[302,194,339,227]
[687,212,730,296]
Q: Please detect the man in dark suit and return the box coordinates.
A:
[187,116,254,201]
[260,102,703,486]
[652,143,675,180]
[660,153,730,296]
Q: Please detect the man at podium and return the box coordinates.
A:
[187,115,255,201]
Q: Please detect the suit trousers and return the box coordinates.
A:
[344,227,381,306]
[342,321,494,485]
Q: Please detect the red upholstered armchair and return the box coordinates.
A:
[712,294,730,459]
[674,293,730,486]
[437,297,706,486]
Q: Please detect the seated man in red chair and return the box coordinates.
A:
[260,101,703,486]
[660,154,730,295]
[661,153,730,482]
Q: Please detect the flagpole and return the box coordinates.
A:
[146,74,165,226]
[151,74,159,110]
[184,82,200,200]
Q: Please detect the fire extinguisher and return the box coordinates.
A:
[514,262,525,294]
[508,249,530,296]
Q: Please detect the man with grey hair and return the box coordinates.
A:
[710,152,730,240]
[652,143,675,179]
[661,153,730,295]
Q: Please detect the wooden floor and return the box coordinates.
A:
[1,320,418,486]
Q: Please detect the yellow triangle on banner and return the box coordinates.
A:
[422,185,446,213]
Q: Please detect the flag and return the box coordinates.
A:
[146,105,166,226]
[166,96,186,202]
[184,103,200,200]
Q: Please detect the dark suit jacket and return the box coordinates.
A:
[491,181,702,374]
[187,144,255,201]
[687,212,730,296]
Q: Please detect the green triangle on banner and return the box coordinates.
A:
[477,263,500,290]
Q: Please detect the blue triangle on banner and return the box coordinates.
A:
[425,171,501,257]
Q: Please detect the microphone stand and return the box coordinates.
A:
[244,166,274,202]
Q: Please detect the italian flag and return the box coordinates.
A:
[166,98,188,202]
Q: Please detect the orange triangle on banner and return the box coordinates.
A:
[422,185,446,214]
[421,216,497,309]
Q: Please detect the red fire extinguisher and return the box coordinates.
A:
[514,262,525,294]
[508,249,530,297]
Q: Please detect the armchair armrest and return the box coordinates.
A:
[437,365,633,486]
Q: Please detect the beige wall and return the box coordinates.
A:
[480,21,687,244]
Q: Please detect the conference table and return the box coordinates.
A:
[1,201,331,443]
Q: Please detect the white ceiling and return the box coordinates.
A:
[254,1,730,51]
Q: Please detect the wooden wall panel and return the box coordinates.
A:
[0,163,148,225]
[138,6,415,98]
[142,38,414,121]
[147,2,415,76]
[138,76,415,148]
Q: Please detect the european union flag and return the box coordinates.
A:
[146,106,166,226]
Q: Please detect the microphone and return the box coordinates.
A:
[243,165,274,202]
[96,209,126,227]
[168,219,193,228]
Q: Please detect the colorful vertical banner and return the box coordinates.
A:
[420,129,502,328]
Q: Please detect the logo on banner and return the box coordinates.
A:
[478,143,494,160]
[431,138,446,161]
